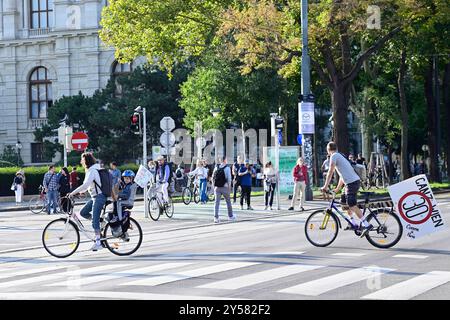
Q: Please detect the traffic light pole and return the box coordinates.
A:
[142,107,149,219]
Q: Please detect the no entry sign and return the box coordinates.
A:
[71,132,89,151]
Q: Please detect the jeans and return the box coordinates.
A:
[214,186,233,219]
[80,193,106,232]
[47,190,59,213]
[265,183,276,207]
[233,180,240,202]
[199,178,208,202]
[240,185,251,207]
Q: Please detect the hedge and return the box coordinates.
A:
[0,164,140,196]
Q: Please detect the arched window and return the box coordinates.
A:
[30,0,54,29]
[30,67,52,119]
[112,61,132,97]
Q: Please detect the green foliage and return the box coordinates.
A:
[0,146,23,167]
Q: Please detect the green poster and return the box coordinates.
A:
[264,146,299,194]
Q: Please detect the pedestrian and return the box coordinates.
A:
[43,165,60,214]
[69,166,80,191]
[189,159,209,204]
[232,156,244,203]
[59,167,71,213]
[321,155,331,185]
[263,162,278,210]
[348,154,356,165]
[356,153,367,169]
[239,159,254,210]
[109,162,121,187]
[212,156,235,223]
[13,171,24,205]
[69,152,106,251]
[289,157,308,211]
[18,169,26,198]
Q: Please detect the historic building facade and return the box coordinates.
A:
[0,0,142,165]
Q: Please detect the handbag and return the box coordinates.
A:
[10,183,16,191]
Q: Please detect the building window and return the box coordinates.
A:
[30,0,54,29]
[112,61,132,97]
[31,143,51,163]
[30,67,52,119]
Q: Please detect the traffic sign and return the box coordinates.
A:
[71,132,89,151]
[297,134,302,145]
[278,130,283,145]
[196,137,207,149]
[160,132,176,147]
[160,117,175,132]
[298,102,315,134]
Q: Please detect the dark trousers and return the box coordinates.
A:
[240,185,251,207]
[265,183,276,207]
[233,180,241,202]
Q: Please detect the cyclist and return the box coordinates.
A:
[156,155,170,205]
[110,170,137,239]
[321,141,373,237]
[69,152,106,251]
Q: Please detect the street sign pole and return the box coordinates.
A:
[271,113,281,211]
[63,124,68,167]
[166,118,170,162]
[142,107,148,219]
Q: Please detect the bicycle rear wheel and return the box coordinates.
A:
[148,197,161,221]
[194,188,200,204]
[365,209,403,248]
[103,217,143,256]
[42,218,80,258]
[182,188,192,205]
[165,197,174,218]
[305,209,339,247]
[29,196,45,214]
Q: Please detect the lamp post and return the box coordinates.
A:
[210,108,221,163]
[134,106,148,218]
[15,141,22,166]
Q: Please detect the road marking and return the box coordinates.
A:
[198,264,324,290]
[278,266,395,296]
[392,254,428,259]
[121,262,259,287]
[47,262,193,287]
[0,264,129,289]
[332,253,367,257]
[273,251,306,256]
[0,291,244,300]
[0,265,68,280]
[363,271,450,300]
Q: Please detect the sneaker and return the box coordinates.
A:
[121,232,130,242]
[229,215,236,222]
[240,206,244,210]
[264,206,268,210]
[360,224,374,238]
[270,207,273,210]
[288,207,294,211]
[247,206,254,210]
[214,217,220,223]
[90,242,103,251]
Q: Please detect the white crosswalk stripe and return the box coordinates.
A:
[278,266,395,296]
[121,262,259,287]
[0,265,68,280]
[46,262,194,287]
[392,254,428,259]
[0,264,130,289]
[198,264,324,290]
[362,271,450,300]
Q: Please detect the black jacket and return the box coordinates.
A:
[59,175,71,195]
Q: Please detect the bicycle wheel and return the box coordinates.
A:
[193,188,200,204]
[207,187,215,202]
[365,209,403,249]
[182,188,192,205]
[148,197,161,221]
[305,209,339,247]
[165,197,174,218]
[42,218,80,258]
[103,217,143,256]
[29,196,45,214]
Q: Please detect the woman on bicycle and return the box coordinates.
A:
[69,152,106,251]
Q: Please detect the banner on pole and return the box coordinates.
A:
[263,146,299,194]
[134,165,153,189]
[387,175,446,239]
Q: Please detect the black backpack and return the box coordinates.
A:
[214,165,227,187]
[94,169,113,197]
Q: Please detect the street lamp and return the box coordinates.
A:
[15,141,22,166]
[210,108,221,162]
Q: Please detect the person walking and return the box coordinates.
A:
[59,167,71,213]
[13,171,24,205]
[289,157,308,211]
[263,162,278,210]
[232,156,244,203]
[239,160,254,210]
[189,159,209,204]
[43,165,60,214]
[69,167,80,191]
[212,156,235,223]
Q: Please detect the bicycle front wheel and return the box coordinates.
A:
[182,188,192,205]
[29,196,45,214]
[165,197,174,218]
[148,197,161,221]
[42,218,80,258]
[193,188,200,204]
[103,217,143,256]
[365,209,403,248]
[305,209,339,247]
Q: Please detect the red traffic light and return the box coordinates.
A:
[131,114,139,123]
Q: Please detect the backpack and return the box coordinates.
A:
[340,153,367,181]
[213,165,227,187]
[175,168,183,179]
[94,169,113,197]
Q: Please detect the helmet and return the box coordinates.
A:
[122,170,135,178]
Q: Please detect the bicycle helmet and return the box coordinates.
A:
[122,170,135,178]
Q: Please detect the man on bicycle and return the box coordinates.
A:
[321,141,372,236]
[156,155,170,205]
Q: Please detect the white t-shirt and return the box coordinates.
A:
[330,153,360,185]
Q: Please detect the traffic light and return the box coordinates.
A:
[130,112,141,135]
[275,117,284,131]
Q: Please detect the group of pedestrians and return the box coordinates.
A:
[42,165,80,214]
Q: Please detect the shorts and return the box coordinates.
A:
[340,180,360,207]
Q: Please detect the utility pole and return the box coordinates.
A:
[271,113,282,210]
[434,54,442,182]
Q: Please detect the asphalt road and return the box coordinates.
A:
[0,194,449,300]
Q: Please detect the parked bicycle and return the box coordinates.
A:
[42,196,143,258]
[148,181,174,221]
[29,185,48,214]
[305,191,403,249]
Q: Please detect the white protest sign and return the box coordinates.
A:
[387,175,446,240]
[134,165,153,189]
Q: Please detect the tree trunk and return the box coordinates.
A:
[398,50,410,181]
[444,62,450,181]
[424,59,440,182]
[331,85,350,155]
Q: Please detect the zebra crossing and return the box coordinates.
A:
[0,253,449,300]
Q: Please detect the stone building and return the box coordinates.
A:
[0,0,143,165]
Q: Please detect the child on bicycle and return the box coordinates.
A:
[110,170,137,237]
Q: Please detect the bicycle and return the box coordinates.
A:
[305,191,403,249]
[42,196,143,258]
[182,175,200,205]
[29,185,47,214]
[148,181,174,221]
